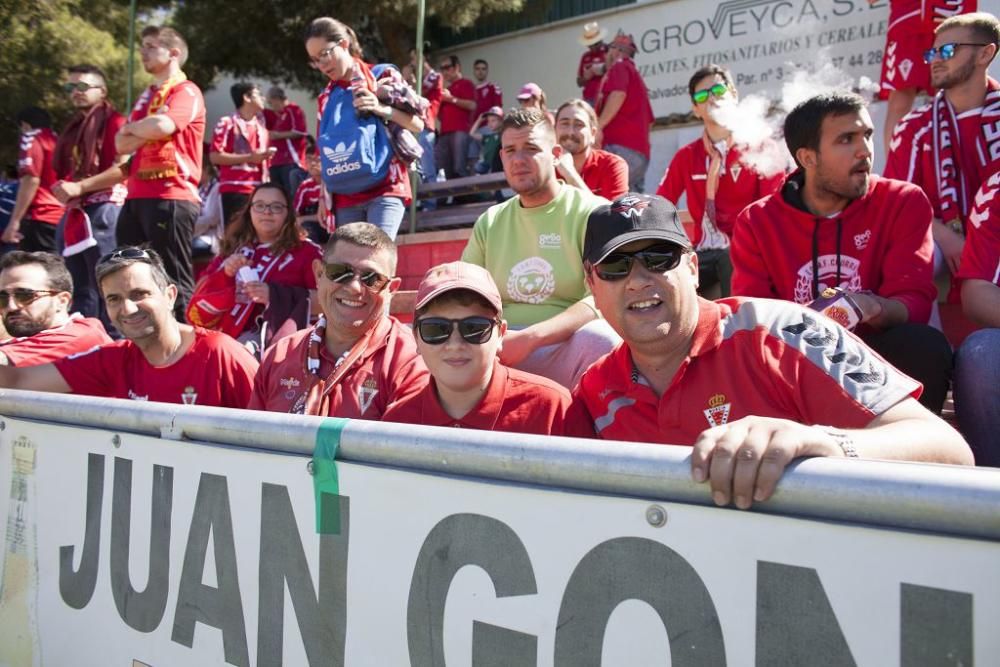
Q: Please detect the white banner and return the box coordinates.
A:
[1,417,998,666]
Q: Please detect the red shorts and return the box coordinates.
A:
[879,24,934,99]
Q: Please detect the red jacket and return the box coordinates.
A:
[731,173,936,324]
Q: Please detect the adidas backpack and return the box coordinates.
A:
[318,85,392,195]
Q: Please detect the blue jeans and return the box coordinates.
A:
[954,328,1000,467]
[337,196,406,240]
[604,143,649,193]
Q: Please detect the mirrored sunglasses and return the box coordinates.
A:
[692,83,728,104]
[323,262,390,292]
[923,42,990,63]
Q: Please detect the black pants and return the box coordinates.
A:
[859,322,953,414]
[19,219,57,252]
[697,248,733,298]
[116,198,198,321]
[221,192,250,229]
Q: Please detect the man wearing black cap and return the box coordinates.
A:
[574,193,972,510]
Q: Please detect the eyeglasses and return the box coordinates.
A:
[250,201,288,214]
[591,243,688,281]
[63,82,103,93]
[692,83,729,104]
[322,262,390,292]
[309,45,338,68]
[414,316,499,345]
[923,42,991,63]
[0,289,61,308]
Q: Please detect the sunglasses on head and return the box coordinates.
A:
[692,82,728,104]
[923,42,990,63]
[592,243,687,281]
[0,288,61,308]
[414,316,499,345]
[98,247,153,266]
[63,81,103,93]
[323,262,390,292]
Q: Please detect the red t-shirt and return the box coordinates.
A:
[316,78,412,210]
[731,174,937,324]
[578,46,609,103]
[54,327,259,407]
[18,128,64,224]
[270,102,307,168]
[125,79,206,203]
[0,315,111,367]
[382,360,595,437]
[210,112,268,195]
[596,57,654,158]
[249,316,427,417]
[958,172,1000,284]
[656,137,785,242]
[475,81,503,118]
[439,78,475,134]
[294,178,335,231]
[580,149,629,200]
[573,297,921,445]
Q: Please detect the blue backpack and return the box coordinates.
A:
[318,83,392,195]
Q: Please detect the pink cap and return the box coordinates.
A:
[517,82,542,100]
[485,106,504,117]
[415,261,503,314]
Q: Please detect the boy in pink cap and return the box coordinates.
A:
[382,261,594,436]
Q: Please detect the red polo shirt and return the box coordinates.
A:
[382,360,595,437]
[579,149,629,200]
[573,297,921,445]
[439,78,475,134]
[18,128,64,224]
[0,315,111,366]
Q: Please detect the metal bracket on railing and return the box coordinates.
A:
[160,419,184,441]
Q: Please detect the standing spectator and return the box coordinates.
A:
[596,31,654,192]
[436,54,476,179]
[461,108,620,389]
[874,0,978,153]
[115,25,206,322]
[266,86,309,199]
[577,22,609,108]
[406,49,444,192]
[471,59,503,167]
[210,82,271,227]
[953,173,1000,466]
[0,166,17,255]
[574,193,972,510]
[249,223,426,416]
[884,12,1000,281]
[305,17,424,239]
[731,92,952,413]
[469,106,504,174]
[50,64,128,328]
[656,66,785,297]
[516,83,556,126]
[3,107,64,252]
[554,98,629,200]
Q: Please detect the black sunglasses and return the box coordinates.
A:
[62,81,103,93]
[0,288,61,308]
[323,262,390,292]
[592,243,687,281]
[98,247,153,266]
[414,316,499,345]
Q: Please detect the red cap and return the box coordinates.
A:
[415,261,503,314]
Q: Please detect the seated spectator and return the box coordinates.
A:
[554,98,629,200]
[0,247,259,407]
[574,193,973,510]
[469,106,503,175]
[656,65,785,297]
[249,222,426,416]
[0,251,111,366]
[731,92,952,413]
[954,174,1000,466]
[517,83,556,126]
[189,183,322,348]
[294,139,332,245]
[383,261,593,435]
[461,108,620,389]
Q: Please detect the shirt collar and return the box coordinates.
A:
[421,360,509,429]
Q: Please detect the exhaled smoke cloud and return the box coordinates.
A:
[707,53,876,178]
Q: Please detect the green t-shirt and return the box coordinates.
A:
[461,184,608,327]
[480,131,500,168]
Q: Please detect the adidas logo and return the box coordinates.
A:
[322,141,357,164]
[326,162,361,176]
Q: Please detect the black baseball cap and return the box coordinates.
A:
[584,194,692,264]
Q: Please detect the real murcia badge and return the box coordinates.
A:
[729,163,742,181]
[181,385,198,405]
[359,378,378,415]
[703,393,731,427]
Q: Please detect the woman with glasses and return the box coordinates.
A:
[304,17,424,240]
[191,183,321,344]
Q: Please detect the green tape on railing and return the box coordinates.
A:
[313,417,348,534]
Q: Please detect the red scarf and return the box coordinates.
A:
[134,71,188,180]
[54,101,115,181]
[932,77,1000,227]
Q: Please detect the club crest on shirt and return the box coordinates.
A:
[729,163,742,181]
[703,393,731,427]
[181,386,198,405]
[793,255,863,304]
[359,377,378,415]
